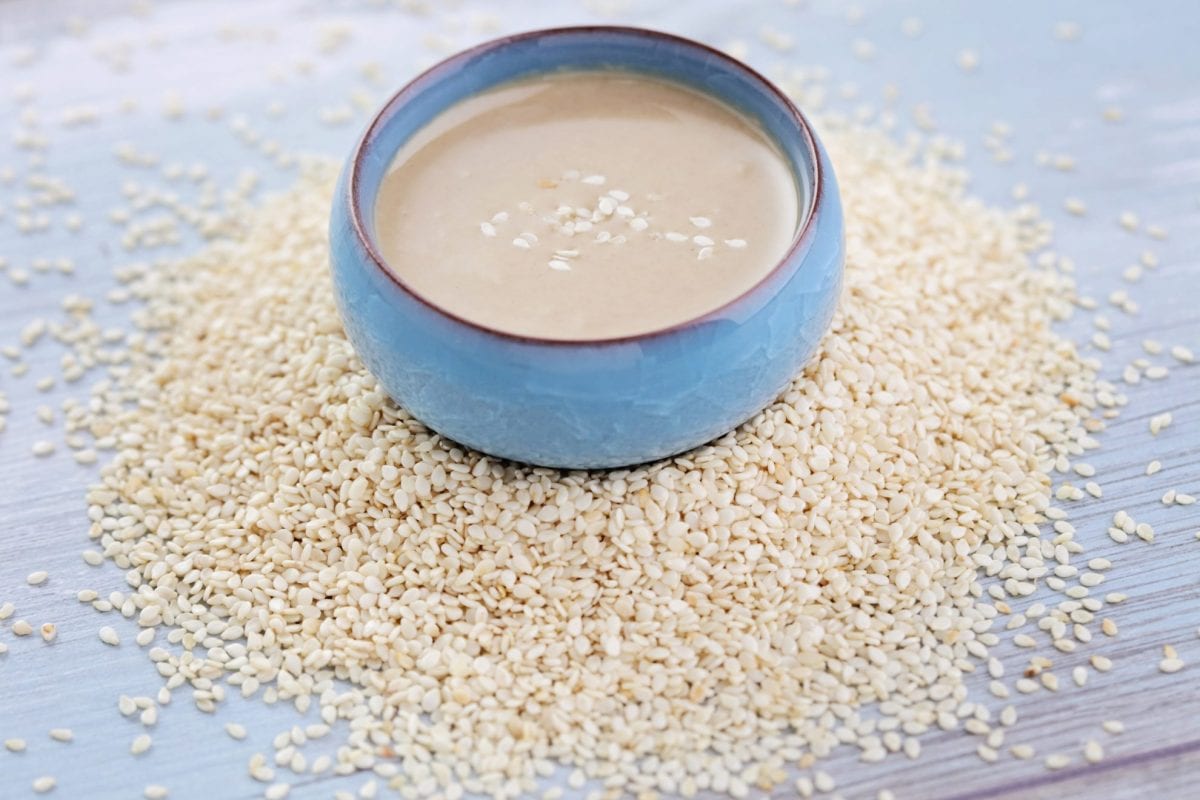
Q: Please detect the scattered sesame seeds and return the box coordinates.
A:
[1,40,1178,791]
[1160,646,1185,673]
[1149,412,1173,435]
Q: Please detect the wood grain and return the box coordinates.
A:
[0,1,1198,798]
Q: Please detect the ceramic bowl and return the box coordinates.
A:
[329,25,843,469]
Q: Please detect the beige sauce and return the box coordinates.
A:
[373,71,800,340]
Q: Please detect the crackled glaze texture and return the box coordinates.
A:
[329,26,844,469]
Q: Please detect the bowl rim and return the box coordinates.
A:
[347,24,825,347]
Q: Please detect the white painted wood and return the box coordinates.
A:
[0,1,1197,798]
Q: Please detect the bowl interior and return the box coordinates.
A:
[351,26,820,293]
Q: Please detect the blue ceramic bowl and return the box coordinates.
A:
[329,26,843,469]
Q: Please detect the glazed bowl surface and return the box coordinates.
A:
[329,25,844,469]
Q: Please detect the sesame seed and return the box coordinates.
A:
[1149,412,1173,435]
[1102,720,1125,734]
[5,738,27,752]
[26,571,48,586]
[1084,740,1104,763]
[12,620,32,636]
[1160,652,1185,673]
[1171,345,1195,364]
[225,722,248,740]
[32,777,56,794]
[144,786,169,799]
[1045,753,1070,770]
[130,734,152,755]
[48,728,72,742]
[547,259,570,272]
[98,626,121,646]
[688,216,711,228]
[479,222,496,237]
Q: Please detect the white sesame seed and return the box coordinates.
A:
[1171,345,1195,364]
[547,259,570,272]
[1149,412,1173,435]
[5,738,27,752]
[226,722,247,740]
[1102,720,1125,734]
[1160,656,1185,674]
[12,620,32,636]
[98,626,121,646]
[479,221,496,237]
[49,728,72,742]
[144,786,169,799]
[27,571,48,585]
[956,49,980,71]
[688,216,711,229]
[130,734,152,755]
[1045,753,1070,770]
[1084,740,1104,763]
[33,777,57,794]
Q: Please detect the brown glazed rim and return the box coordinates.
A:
[348,25,824,347]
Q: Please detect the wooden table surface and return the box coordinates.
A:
[1,1,1198,798]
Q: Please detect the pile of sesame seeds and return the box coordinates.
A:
[1,6,1197,799]
[52,109,1159,798]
